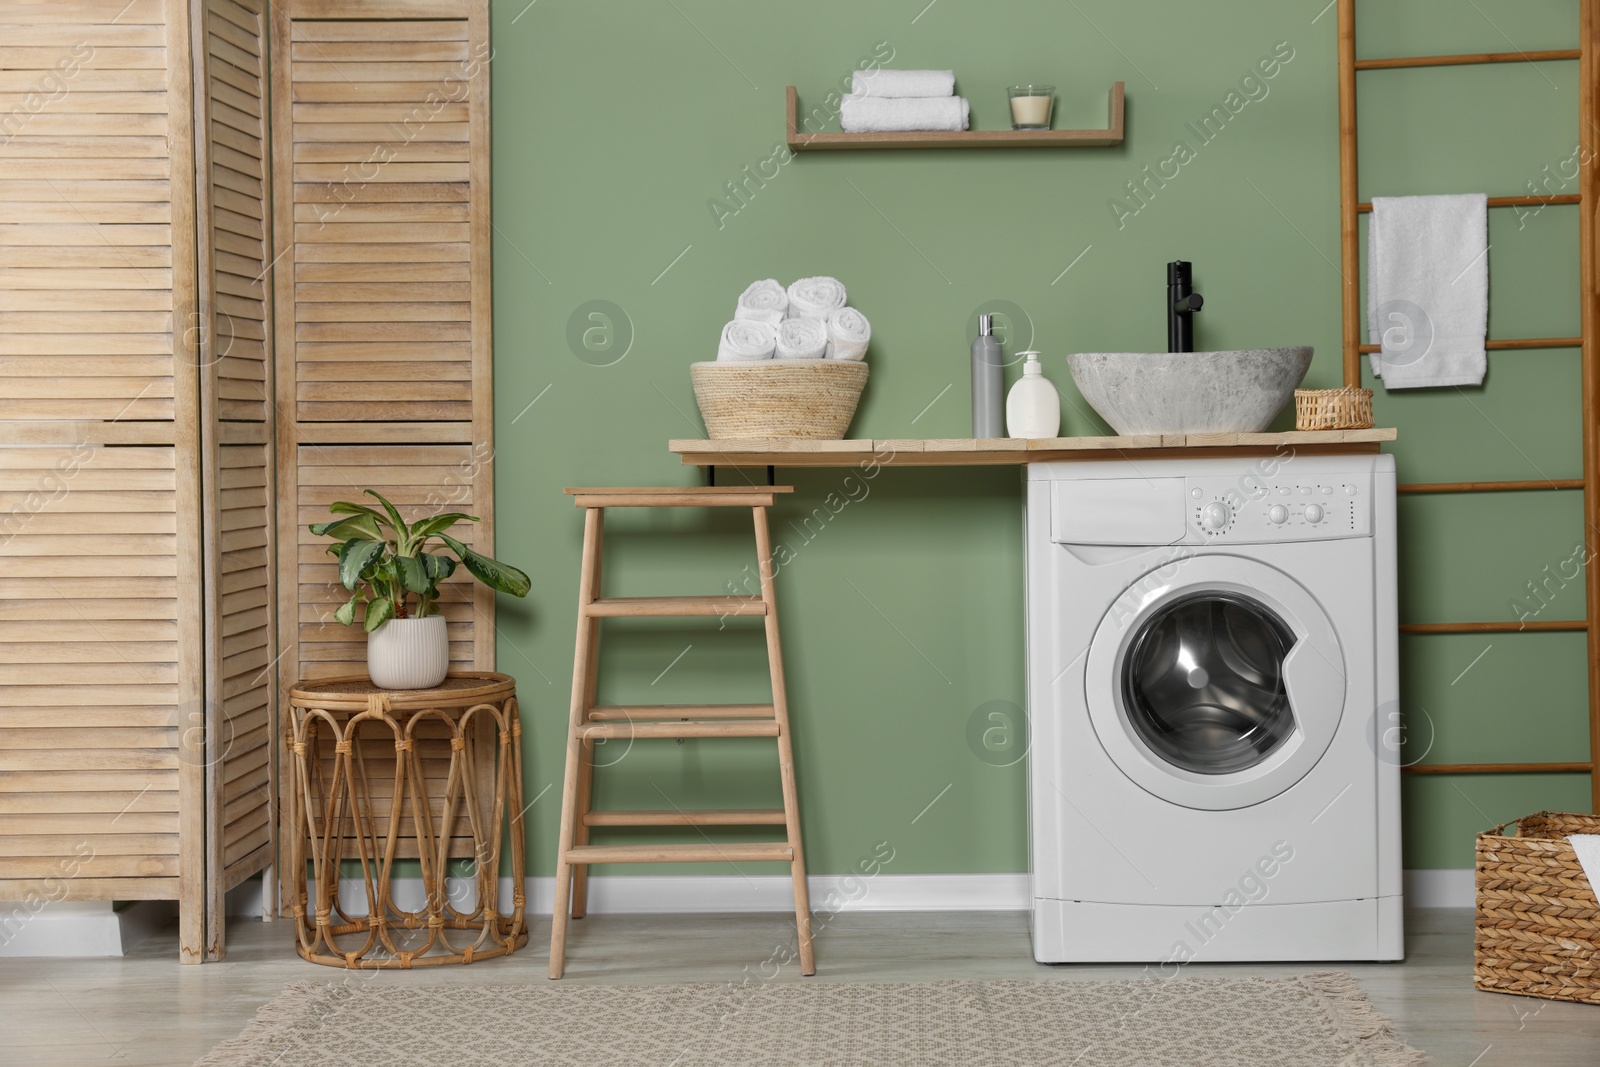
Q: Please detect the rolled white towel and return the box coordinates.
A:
[851,68,955,98]
[717,319,777,362]
[734,278,788,325]
[825,307,871,361]
[786,276,847,320]
[840,95,969,133]
[775,317,827,360]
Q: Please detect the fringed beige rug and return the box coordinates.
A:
[195,971,1425,1066]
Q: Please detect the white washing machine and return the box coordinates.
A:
[1025,454,1402,963]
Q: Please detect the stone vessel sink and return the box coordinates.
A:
[1066,348,1313,435]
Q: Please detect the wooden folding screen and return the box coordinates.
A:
[0,0,493,960]
[268,0,495,904]
[0,0,206,959]
[194,0,276,960]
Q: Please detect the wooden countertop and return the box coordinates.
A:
[670,429,1397,468]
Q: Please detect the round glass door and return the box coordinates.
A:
[1084,555,1348,810]
[1121,592,1297,775]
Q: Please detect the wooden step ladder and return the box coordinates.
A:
[549,485,815,978]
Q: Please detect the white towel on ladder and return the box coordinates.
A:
[1365,194,1488,389]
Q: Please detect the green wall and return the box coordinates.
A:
[489,0,1592,876]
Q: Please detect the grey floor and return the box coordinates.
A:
[0,908,1596,1065]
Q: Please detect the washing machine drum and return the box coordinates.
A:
[1085,555,1348,810]
[1122,593,1297,775]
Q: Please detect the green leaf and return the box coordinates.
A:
[338,539,386,590]
[328,501,391,527]
[364,595,395,633]
[407,513,479,542]
[309,514,383,540]
[421,552,456,583]
[440,533,531,598]
[395,553,432,595]
[333,593,359,627]
[365,490,410,542]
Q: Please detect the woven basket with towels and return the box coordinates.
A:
[1474,811,1600,1004]
[694,275,869,439]
[691,359,867,440]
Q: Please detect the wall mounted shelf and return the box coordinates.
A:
[670,429,1396,469]
[785,82,1125,151]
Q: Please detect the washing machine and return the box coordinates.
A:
[1025,454,1402,963]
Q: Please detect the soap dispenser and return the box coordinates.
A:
[1006,350,1061,439]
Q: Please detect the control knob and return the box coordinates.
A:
[1268,504,1288,525]
[1304,503,1325,524]
[1200,501,1231,532]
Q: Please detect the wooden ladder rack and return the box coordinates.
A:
[1338,0,1600,805]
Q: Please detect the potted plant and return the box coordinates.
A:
[310,490,530,690]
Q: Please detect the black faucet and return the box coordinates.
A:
[1167,260,1203,353]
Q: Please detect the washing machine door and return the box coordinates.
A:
[1083,554,1345,810]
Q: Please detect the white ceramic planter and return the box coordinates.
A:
[367,615,449,690]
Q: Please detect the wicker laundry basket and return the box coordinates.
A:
[1475,811,1600,1004]
[1294,386,1374,430]
[691,359,868,440]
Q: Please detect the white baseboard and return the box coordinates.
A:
[318,873,1034,916]
[328,871,1470,916]
[1403,868,1475,908]
[0,899,174,958]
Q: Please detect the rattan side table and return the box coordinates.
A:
[285,672,527,968]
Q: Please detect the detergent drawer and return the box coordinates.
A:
[1050,477,1186,546]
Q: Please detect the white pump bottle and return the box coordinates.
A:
[1006,350,1061,439]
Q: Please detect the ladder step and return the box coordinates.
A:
[564,842,794,864]
[588,703,776,721]
[583,809,788,827]
[578,720,780,740]
[568,489,791,509]
[585,596,766,618]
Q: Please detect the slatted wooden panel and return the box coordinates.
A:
[211,444,273,850]
[204,0,271,424]
[0,445,183,898]
[0,0,206,961]
[0,0,180,424]
[284,10,481,425]
[272,1,493,904]
[195,0,275,960]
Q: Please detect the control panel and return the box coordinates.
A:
[1184,475,1370,543]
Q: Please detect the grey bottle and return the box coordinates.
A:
[971,314,1004,437]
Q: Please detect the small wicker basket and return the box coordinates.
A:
[1475,811,1600,1004]
[691,359,868,440]
[1294,386,1374,430]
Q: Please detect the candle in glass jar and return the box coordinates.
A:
[1011,95,1050,126]
[1007,85,1054,130]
